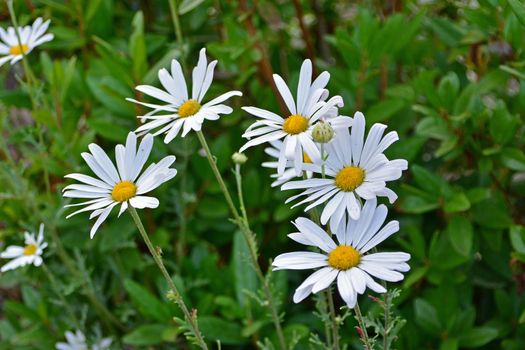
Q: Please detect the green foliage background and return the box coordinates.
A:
[1,0,525,349]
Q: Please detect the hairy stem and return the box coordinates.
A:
[196,131,287,350]
[355,302,373,350]
[128,205,208,349]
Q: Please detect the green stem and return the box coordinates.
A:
[354,302,373,350]
[127,205,208,350]
[41,263,81,330]
[327,290,339,350]
[234,164,249,227]
[318,145,339,349]
[168,0,184,47]
[196,131,287,350]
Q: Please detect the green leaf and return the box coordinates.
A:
[510,225,525,255]
[500,148,525,171]
[124,279,172,322]
[198,316,246,345]
[414,299,442,335]
[445,216,473,257]
[179,0,207,14]
[232,231,258,306]
[411,165,447,196]
[472,196,512,229]
[123,324,172,346]
[366,99,405,123]
[444,192,470,213]
[129,11,147,79]
[458,326,499,347]
[508,0,525,27]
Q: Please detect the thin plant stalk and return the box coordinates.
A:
[127,205,208,350]
[168,0,184,47]
[41,262,81,330]
[195,130,287,350]
[233,163,249,227]
[354,302,373,350]
[319,144,340,350]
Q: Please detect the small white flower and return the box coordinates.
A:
[0,17,54,67]
[239,59,351,176]
[55,330,112,350]
[262,140,314,187]
[282,112,408,230]
[0,224,47,272]
[272,199,410,308]
[127,48,242,143]
[63,132,177,238]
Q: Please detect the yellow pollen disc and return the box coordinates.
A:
[23,244,37,256]
[111,181,137,202]
[9,44,29,55]
[282,114,309,135]
[178,99,201,118]
[303,152,312,164]
[328,245,361,270]
[335,166,365,192]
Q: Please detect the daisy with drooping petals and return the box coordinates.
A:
[262,140,314,187]
[55,330,112,350]
[239,59,351,176]
[63,132,177,238]
[0,17,54,67]
[272,199,410,308]
[127,48,242,143]
[282,112,408,230]
[1,224,47,272]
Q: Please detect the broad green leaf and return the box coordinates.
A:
[445,216,473,256]
[414,299,442,335]
[444,192,470,213]
[458,326,499,347]
[198,316,246,345]
[179,0,207,14]
[508,0,525,27]
[123,324,173,346]
[232,231,258,306]
[124,279,172,322]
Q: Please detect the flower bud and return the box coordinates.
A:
[232,152,248,164]
[312,121,335,143]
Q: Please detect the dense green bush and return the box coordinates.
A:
[1,0,524,349]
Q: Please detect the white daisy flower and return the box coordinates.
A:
[55,330,112,350]
[0,17,54,67]
[63,132,177,238]
[0,223,47,272]
[282,112,408,230]
[239,59,351,176]
[262,140,314,187]
[127,48,242,143]
[272,199,410,308]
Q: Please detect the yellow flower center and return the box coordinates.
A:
[335,166,365,192]
[328,245,361,270]
[23,244,37,256]
[111,181,137,202]
[9,44,29,55]
[303,152,312,164]
[283,114,309,135]
[178,99,201,118]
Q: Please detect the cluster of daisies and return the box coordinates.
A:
[1,14,410,347]
[238,59,410,308]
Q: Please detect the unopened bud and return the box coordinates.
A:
[312,121,334,143]
[232,152,247,164]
